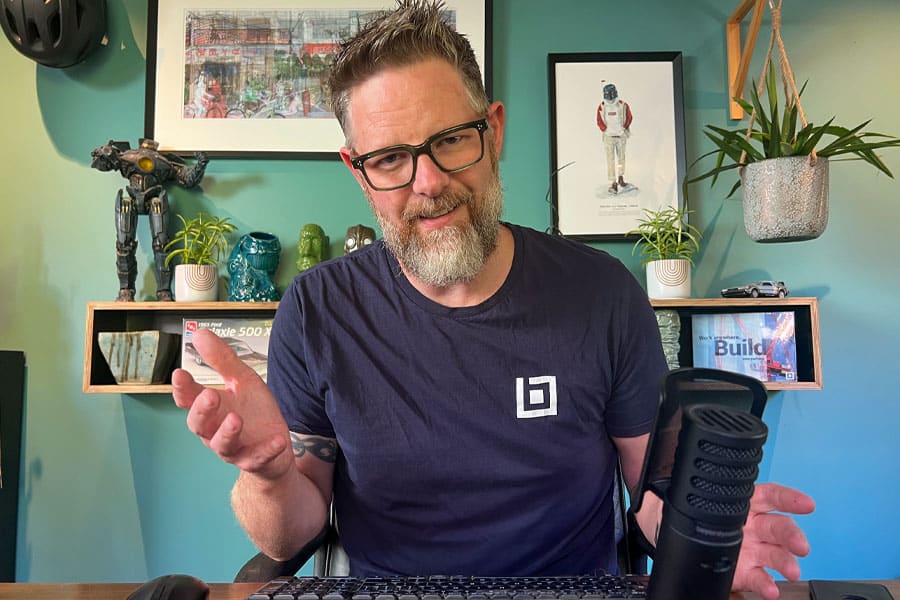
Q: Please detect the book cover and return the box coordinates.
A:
[182,317,273,384]
[692,311,797,382]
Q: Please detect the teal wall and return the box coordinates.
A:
[1,0,897,583]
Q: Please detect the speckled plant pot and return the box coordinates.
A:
[741,156,829,243]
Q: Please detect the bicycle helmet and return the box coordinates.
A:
[0,0,107,68]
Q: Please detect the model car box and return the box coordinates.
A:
[181,317,273,384]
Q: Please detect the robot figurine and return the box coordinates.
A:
[344,224,376,254]
[90,139,209,301]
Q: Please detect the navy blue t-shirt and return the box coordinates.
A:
[268,223,667,577]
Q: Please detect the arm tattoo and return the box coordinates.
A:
[290,432,337,463]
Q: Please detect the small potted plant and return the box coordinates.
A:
[164,211,237,301]
[628,204,702,299]
[687,62,900,242]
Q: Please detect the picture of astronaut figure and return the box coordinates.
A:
[596,82,637,195]
[90,139,209,302]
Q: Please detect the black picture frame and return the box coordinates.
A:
[145,0,493,159]
[548,51,686,241]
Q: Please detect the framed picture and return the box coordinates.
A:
[548,51,686,240]
[692,312,798,383]
[145,0,492,159]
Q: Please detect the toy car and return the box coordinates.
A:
[720,280,789,298]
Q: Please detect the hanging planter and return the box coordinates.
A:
[741,155,829,242]
[686,0,900,242]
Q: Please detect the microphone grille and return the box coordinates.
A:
[667,404,768,527]
[698,439,763,461]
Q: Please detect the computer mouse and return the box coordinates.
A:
[126,573,210,600]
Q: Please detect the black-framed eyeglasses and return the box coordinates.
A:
[350,119,488,191]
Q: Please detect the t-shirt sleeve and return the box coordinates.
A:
[267,278,335,438]
[604,268,668,439]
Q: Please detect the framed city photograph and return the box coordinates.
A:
[548,51,686,240]
[145,0,492,159]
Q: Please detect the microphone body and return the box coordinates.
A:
[646,403,768,600]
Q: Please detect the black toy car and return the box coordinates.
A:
[720,280,789,298]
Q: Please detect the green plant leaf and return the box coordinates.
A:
[685,62,900,195]
[164,211,238,267]
[627,205,702,267]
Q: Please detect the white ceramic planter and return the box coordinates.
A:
[646,259,691,299]
[741,156,829,243]
[174,264,218,302]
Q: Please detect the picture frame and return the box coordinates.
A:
[547,51,686,241]
[145,0,493,159]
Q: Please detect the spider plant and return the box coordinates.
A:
[628,204,702,267]
[164,212,237,267]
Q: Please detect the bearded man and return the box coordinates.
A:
[172,2,813,597]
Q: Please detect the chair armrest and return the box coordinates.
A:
[233,525,330,582]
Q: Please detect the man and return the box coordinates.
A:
[172,2,813,598]
[596,82,632,194]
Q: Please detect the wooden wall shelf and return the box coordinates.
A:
[650,296,821,391]
[84,297,821,394]
[83,301,278,394]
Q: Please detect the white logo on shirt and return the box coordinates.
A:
[516,376,557,418]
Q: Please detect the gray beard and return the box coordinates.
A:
[372,173,504,287]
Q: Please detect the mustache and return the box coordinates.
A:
[401,190,472,222]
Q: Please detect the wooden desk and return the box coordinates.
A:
[0,581,897,599]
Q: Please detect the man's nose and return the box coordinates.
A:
[410,154,450,197]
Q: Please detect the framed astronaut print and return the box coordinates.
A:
[145,0,492,159]
[548,52,686,240]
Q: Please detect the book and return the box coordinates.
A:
[692,311,797,382]
[181,317,273,384]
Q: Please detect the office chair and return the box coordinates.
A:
[234,465,647,582]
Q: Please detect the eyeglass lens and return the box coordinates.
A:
[359,121,486,190]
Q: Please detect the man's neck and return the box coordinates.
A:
[401,224,514,308]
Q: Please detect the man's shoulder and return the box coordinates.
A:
[291,240,388,290]
[509,223,621,265]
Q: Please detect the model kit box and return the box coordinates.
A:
[692,311,797,382]
[182,317,273,384]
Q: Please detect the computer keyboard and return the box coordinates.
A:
[247,575,649,600]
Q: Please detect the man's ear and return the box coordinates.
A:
[485,101,506,158]
[340,147,368,191]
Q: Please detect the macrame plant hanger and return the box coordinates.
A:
[740,0,816,168]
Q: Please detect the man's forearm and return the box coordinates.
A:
[231,467,329,561]
[633,489,664,550]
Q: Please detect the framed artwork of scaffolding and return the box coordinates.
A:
[145,0,492,159]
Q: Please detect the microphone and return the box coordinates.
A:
[646,403,768,600]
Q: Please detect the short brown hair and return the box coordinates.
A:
[327,0,489,145]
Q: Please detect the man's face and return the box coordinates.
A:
[339,58,506,287]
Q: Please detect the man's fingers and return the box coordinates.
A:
[190,328,258,382]
[171,368,205,409]
[185,388,228,440]
[751,482,816,515]
[208,412,244,460]
[747,512,811,557]
[734,567,779,600]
